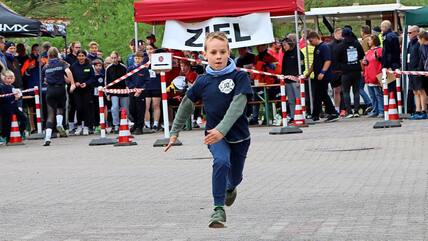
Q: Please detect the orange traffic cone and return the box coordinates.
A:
[8,114,24,146]
[293,98,308,127]
[388,92,399,121]
[114,109,137,146]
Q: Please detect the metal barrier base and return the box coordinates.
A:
[373,120,402,129]
[153,138,182,147]
[89,137,117,146]
[27,133,45,140]
[269,126,303,135]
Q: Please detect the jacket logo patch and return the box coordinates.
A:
[218,79,235,94]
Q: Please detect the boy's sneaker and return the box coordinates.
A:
[56,126,67,137]
[209,207,226,228]
[132,127,143,135]
[345,113,354,119]
[364,106,373,115]
[43,140,51,146]
[75,126,83,136]
[324,115,339,123]
[95,126,101,134]
[368,112,378,118]
[82,127,89,136]
[420,112,428,119]
[225,188,237,207]
[0,137,6,145]
[113,126,120,134]
[353,113,360,118]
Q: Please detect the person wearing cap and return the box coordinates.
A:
[281,34,305,123]
[336,27,365,118]
[4,41,23,90]
[126,38,148,68]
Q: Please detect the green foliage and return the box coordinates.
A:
[3,0,428,55]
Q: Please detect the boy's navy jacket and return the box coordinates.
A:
[0,83,18,109]
[70,60,95,86]
[41,58,69,86]
[126,64,146,89]
[381,30,401,70]
[186,69,253,143]
[93,70,105,88]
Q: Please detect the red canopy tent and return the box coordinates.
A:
[134,0,304,24]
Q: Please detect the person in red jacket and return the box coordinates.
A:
[363,35,384,118]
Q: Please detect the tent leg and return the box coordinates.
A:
[303,15,314,115]
[402,25,408,115]
[37,35,44,127]
[134,22,138,54]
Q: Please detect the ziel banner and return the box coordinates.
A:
[162,13,274,51]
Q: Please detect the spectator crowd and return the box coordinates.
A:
[0,20,427,145]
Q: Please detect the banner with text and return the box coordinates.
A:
[162,13,274,51]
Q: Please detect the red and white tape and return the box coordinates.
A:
[173,56,300,82]
[388,69,428,76]
[104,62,150,89]
[0,88,35,98]
[104,88,144,94]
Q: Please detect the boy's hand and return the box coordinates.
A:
[70,84,76,93]
[165,135,178,152]
[204,129,224,145]
[80,83,87,88]
[75,82,81,88]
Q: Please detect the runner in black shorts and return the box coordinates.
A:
[41,47,75,146]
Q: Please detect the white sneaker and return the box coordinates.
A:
[75,126,83,136]
[345,113,354,119]
[82,127,89,136]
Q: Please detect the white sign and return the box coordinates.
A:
[162,13,274,51]
[151,53,172,71]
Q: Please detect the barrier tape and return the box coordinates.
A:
[104,62,150,89]
[173,56,300,82]
[389,69,428,76]
[0,88,35,98]
[103,88,144,94]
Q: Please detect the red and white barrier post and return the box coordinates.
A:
[395,76,403,115]
[269,78,302,135]
[153,71,182,147]
[89,87,117,146]
[27,86,45,140]
[373,68,401,128]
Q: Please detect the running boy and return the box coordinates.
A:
[0,70,27,143]
[165,32,253,228]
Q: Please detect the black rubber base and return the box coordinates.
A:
[153,138,183,147]
[89,137,117,146]
[269,126,303,135]
[27,133,45,140]
[373,120,402,129]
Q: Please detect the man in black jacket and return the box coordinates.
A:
[381,20,401,92]
[329,28,344,115]
[336,28,365,118]
[407,25,420,115]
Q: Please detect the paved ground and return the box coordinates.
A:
[0,117,427,241]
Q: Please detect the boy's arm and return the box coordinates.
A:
[215,94,247,136]
[170,95,195,137]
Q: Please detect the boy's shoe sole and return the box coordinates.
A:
[225,189,237,207]
[43,140,51,146]
[209,220,226,228]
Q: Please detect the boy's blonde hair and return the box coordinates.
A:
[88,41,99,48]
[1,70,15,82]
[204,32,229,51]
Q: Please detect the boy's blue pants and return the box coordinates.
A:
[208,139,251,206]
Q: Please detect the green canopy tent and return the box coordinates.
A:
[405,6,428,27]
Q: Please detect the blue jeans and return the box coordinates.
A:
[368,86,384,115]
[111,96,129,126]
[285,82,299,119]
[208,139,251,206]
[360,76,372,107]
